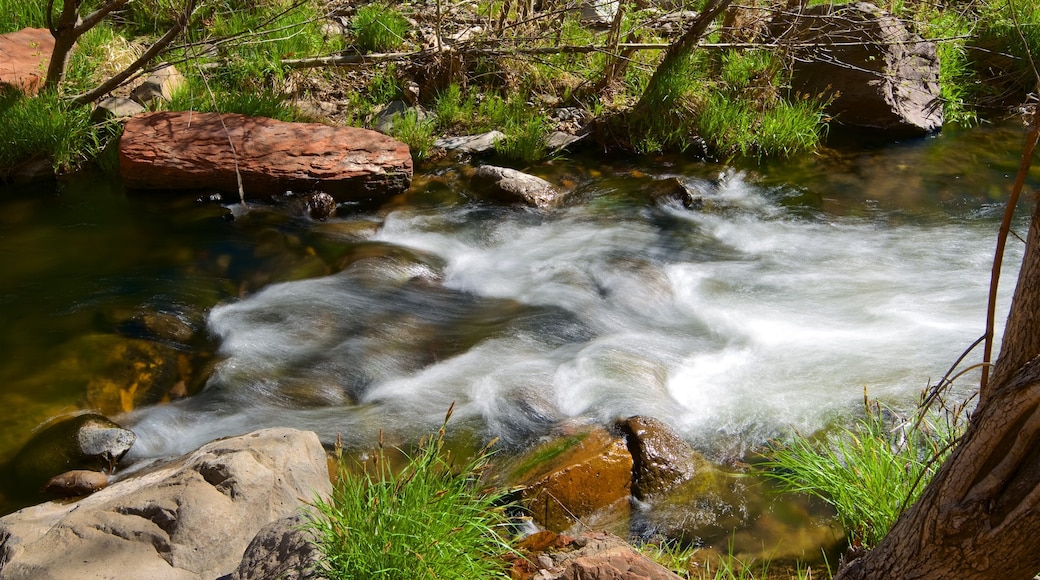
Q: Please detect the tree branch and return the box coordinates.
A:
[71,0,199,106]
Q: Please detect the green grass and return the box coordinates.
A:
[307,408,517,580]
[0,0,47,32]
[167,78,304,120]
[388,110,437,161]
[0,88,113,176]
[351,3,409,53]
[760,396,963,549]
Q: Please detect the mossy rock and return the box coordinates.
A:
[508,424,633,533]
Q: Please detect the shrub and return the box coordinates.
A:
[307,408,516,579]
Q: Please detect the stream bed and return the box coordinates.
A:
[2,121,1038,558]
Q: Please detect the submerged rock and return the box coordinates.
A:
[119,112,413,201]
[0,28,54,96]
[0,428,331,580]
[11,413,135,492]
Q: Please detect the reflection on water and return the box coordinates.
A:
[0,122,1035,513]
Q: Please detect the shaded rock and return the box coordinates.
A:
[434,130,505,154]
[305,191,337,220]
[615,416,706,502]
[130,64,185,106]
[770,2,942,136]
[373,100,433,134]
[545,131,588,152]
[0,28,54,96]
[119,111,412,201]
[120,309,198,345]
[511,425,632,533]
[42,469,109,498]
[11,413,135,492]
[91,96,147,122]
[0,428,331,580]
[229,513,325,580]
[472,165,563,208]
[512,531,682,580]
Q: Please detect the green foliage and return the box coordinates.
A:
[351,4,409,53]
[167,79,304,120]
[433,83,479,130]
[308,411,516,580]
[497,116,550,164]
[0,89,113,176]
[389,111,438,161]
[761,397,963,549]
[0,0,47,32]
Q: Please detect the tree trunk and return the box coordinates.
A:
[836,126,1040,579]
[633,0,733,115]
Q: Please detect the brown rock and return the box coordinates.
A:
[0,28,54,96]
[512,531,682,580]
[119,112,412,201]
[513,426,632,532]
[615,416,706,501]
[43,470,109,497]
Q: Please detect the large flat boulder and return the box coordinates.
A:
[0,28,54,96]
[119,111,412,201]
[0,428,331,580]
[770,2,942,136]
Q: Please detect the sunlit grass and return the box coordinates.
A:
[0,89,113,176]
[307,407,517,579]
[760,396,963,549]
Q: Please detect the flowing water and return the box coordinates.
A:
[1,122,1038,533]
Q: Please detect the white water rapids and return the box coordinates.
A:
[124,169,1021,462]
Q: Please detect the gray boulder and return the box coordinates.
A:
[0,428,331,580]
[771,2,943,136]
[472,165,564,208]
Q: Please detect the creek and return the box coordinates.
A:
[1,122,1037,550]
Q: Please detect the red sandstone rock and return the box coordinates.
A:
[0,28,54,96]
[119,111,412,201]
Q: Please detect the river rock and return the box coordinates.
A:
[615,415,706,502]
[511,425,632,533]
[472,165,564,208]
[91,96,148,122]
[434,131,505,154]
[119,111,413,201]
[11,413,135,493]
[42,469,109,498]
[511,531,682,580]
[130,63,185,106]
[0,28,54,96]
[770,2,942,136]
[0,428,331,580]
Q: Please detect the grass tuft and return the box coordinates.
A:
[352,4,409,53]
[307,407,517,579]
[760,393,964,550]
